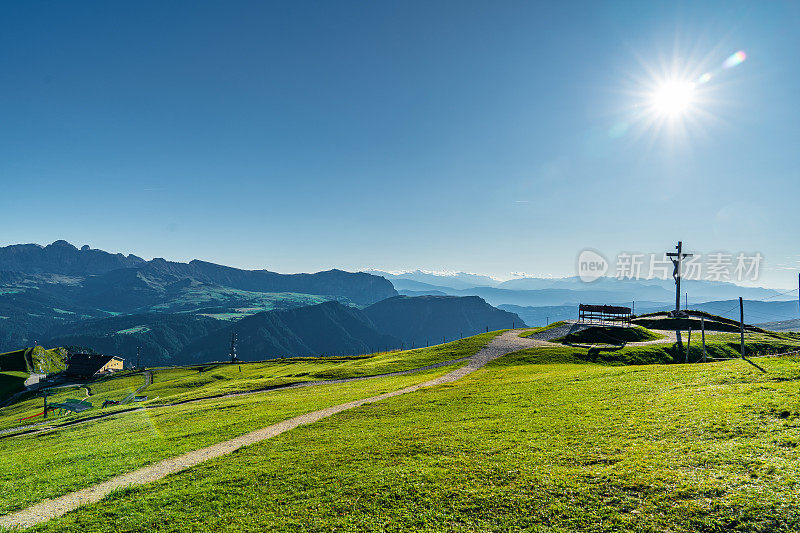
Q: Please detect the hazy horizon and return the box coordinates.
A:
[2,238,795,292]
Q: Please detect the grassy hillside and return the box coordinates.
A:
[0,333,506,514]
[557,325,663,344]
[146,331,500,404]
[0,346,66,373]
[25,343,800,532]
[633,311,768,333]
[0,366,463,517]
[541,330,800,365]
[0,371,27,399]
[0,372,146,431]
[0,332,502,434]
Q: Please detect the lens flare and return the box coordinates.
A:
[723,50,747,69]
[616,48,748,144]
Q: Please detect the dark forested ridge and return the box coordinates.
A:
[0,241,397,353]
[176,301,400,362]
[363,295,525,346]
[1,242,525,365]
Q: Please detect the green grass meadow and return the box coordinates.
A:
[0,332,501,433]
[2,327,800,532]
[134,331,502,404]
[0,334,504,515]
[0,372,26,399]
[30,349,800,533]
[0,364,463,517]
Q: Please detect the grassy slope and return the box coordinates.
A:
[0,372,27,399]
[0,332,502,432]
[519,320,568,337]
[0,349,26,372]
[0,346,66,374]
[141,331,503,404]
[558,325,663,344]
[523,331,800,366]
[0,365,462,516]
[30,347,67,373]
[633,313,769,334]
[0,333,502,513]
[0,374,146,430]
[32,351,800,532]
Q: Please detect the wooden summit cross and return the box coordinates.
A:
[667,241,692,317]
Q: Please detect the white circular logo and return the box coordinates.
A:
[577,249,608,282]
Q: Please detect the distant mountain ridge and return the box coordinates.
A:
[1,241,527,364]
[368,269,785,305]
[0,241,397,307]
[39,295,524,365]
[363,295,525,346]
[0,240,146,275]
[45,313,223,365]
[364,270,501,290]
[176,301,400,362]
[0,241,398,352]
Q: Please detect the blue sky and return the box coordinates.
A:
[1,1,798,287]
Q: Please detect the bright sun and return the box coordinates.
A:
[650,80,696,117]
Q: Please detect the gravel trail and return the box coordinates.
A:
[3,355,474,440]
[0,330,539,530]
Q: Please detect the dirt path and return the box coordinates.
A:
[3,355,477,440]
[119,371,152,405]
[0,330,538,530]
[625,329,678,346]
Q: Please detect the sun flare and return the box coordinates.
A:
[650,80,696,117]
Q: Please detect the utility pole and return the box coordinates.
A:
[739,297,746,359]
[229,332,238,363]
[136,345,141,369]
[701,317,707,363]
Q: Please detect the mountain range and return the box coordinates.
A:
[2,241,791,365]
[366,269,786,306]
[362,295,521,347]
[0,241,526,364]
